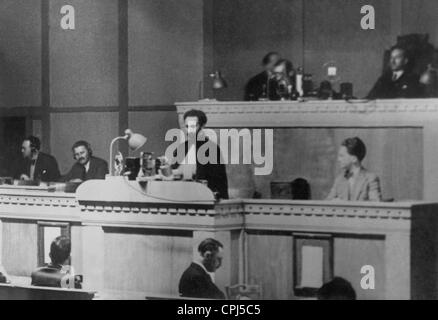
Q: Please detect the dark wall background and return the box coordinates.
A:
[0,0,41,107]
[0,0,202,174]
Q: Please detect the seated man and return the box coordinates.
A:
[244,52,281,101]
[317,277,356,300]
[327,137,382,201]
[367,46,424,99]
[15,136,60,182]
[179,238,226,299]
[171,109,229,199]
[63,141,108,182]
[31,236,81,289]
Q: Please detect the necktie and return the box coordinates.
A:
[344,170,353,179]
[392,73,398,81]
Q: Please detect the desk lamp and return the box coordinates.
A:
[198,71,228,100]
[108,129,147,176]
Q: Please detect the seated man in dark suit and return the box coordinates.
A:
[367,46,424,99]
[62,140,109,182]
[179,238,226,299]
[327,137,382,202]
[244,52,281,101]
[15,136,60,182]
[31,236,81,289]
[171,109,229,199]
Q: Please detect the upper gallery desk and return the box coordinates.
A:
[0,181,438,300]
[176,99,438,202]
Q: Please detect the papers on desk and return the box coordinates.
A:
[300,245,324,288]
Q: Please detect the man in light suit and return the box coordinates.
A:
[327,137,382,202]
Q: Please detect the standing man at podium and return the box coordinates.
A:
[327,137,382,202]
[171,109,229,199]
[15,136,60,182]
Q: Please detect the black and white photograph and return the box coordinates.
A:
[0,0,437,307]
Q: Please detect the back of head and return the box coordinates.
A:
[198,238,223,256]
[317,277,357,300]
[50,236,71,265]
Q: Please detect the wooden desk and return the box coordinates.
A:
[0,183,437,300]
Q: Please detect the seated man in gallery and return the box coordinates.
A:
[317,277,356,300]
[244,51,281,101]
[179,238,226,299]
[327,137,382,202]
[367,46,424,99]
[62,140,108,182]
[15,136,61,183]
[31,236,81,289]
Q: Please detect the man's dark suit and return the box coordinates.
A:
[172,138,229,200]
[245,71,280,101]
[179,262,226,299]
[63,156,108,182]
[367,70,424,99]
[15,152,61,182]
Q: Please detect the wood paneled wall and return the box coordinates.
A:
[246,231,385,300]
[226,127,423,201]
[1,221,38,277]
[0,0,42,107]
[103,228,193,295]
[0,0,202,173]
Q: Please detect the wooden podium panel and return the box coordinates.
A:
[1,183,437,299]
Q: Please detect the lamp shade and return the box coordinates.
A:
[124,129,147,151]
[210,71,227,90]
